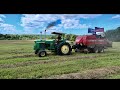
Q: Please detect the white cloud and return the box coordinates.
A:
[0,23,16,31]
[21,14,60,30]
[0,14,16,32]
[0,15,17,34]
[46,24,63,33]
[0,15,6,23]
[21,14,61,33]
[79,24,91,28]
[112,15,120,19]
[61,14,102,19]
[20,14,101,34]
[62,19,90,29]
[0,14,6,18]
[0,18,4,23]
[79,14,102,19]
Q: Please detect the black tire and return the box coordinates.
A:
[84,49,88,54]
[98,47,104,53]
[88,48,93,53]
[93,46,98,53]
[57,42,72,55]
[98,47,102,53]
[37,50,47,57]
[75,48,78,52]
[35,50,39,54]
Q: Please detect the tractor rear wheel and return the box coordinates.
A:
[57,42,71,55]
[37,50,47,57]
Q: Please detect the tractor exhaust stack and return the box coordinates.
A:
[45,30,46,40]
[40,31,42,40]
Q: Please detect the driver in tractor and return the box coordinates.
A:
[55,34,62,44]
[57,34,62,41]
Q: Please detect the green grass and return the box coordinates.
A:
[105,74,120,79]
[0,40,120,79]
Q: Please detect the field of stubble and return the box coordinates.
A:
[0,40,120,79]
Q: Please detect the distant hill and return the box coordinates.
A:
[105,27,120,42]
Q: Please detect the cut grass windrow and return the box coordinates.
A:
[0,40,120,79]
[0,53,120,68]
[45,66,120,79]
[0,53,120,79]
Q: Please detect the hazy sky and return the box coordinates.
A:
[0,14,120,35]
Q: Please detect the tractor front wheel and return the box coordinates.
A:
[35,50,39,54]
[37,50,47,57]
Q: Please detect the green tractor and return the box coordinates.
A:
[34,31,72,57]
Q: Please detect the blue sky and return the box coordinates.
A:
[0,14,120,35]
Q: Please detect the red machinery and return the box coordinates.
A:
[72,27,112,53]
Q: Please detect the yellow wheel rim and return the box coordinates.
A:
[61,45,69,54]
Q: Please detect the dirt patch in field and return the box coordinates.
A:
[44,66,120,79]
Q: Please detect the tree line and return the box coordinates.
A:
[1,26,120,41]
[0,34,40,40]
[0,34,77,41]
[105,27,120,42]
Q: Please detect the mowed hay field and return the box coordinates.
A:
[0,40,120,79]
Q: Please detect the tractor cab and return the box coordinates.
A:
[51,32,65,39]
[51,32,66,42]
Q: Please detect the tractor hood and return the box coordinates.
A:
[34,39,55,42]
[34,39,55,43]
